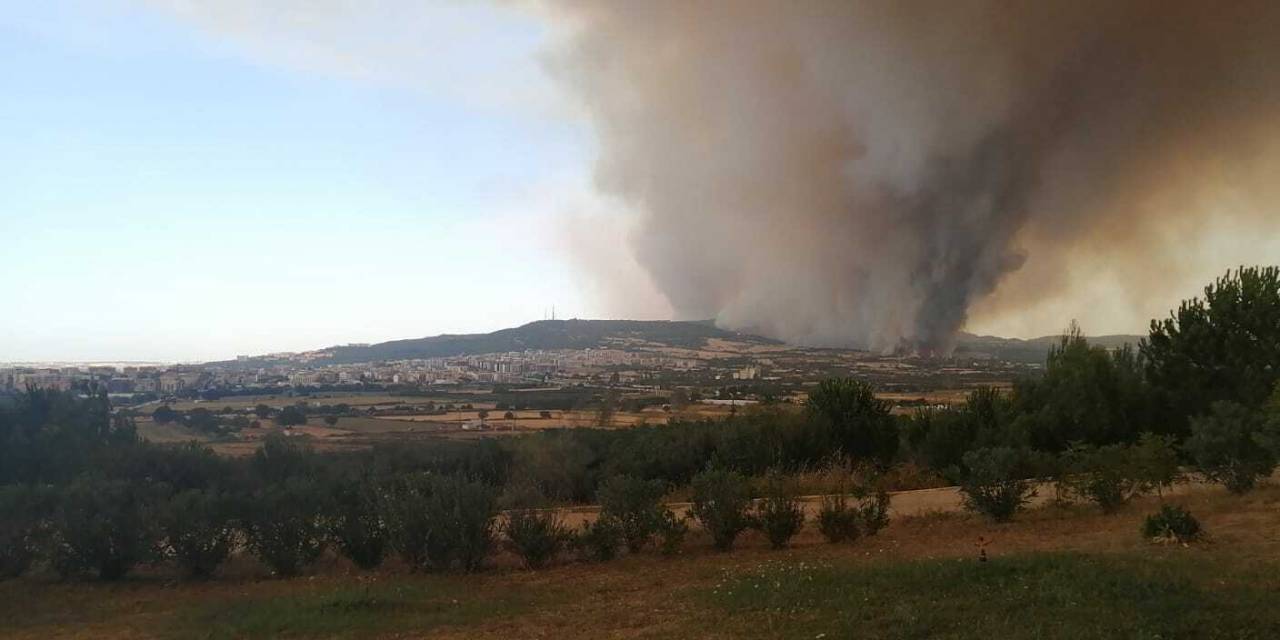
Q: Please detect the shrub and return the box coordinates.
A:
[386,473,496,572]
[386,474,439,571]
[1142,504,1203,543]
[855,486,891,535]
[498,479,552,511]
[506,433,597,503]
[152,404,178,425]
[1184,401,1278,494]
[503,509,570,569]
[0,485,46,579]
[1131,432,1183,496]
[242,478,328,577]
[1061,443,1144,514]
[1014,328,1156,451]
[435,475,498,572]
[1258,383,1280,458]
[597,475,667,553]
[904,387,1010,472]
[327,476,388,571]
[691,468,753,551]
[576,516,622,561]
[655,508,689,556]
[817,494,860,543]
[50,477,157,580]
[251,432,315,483]
[806,378,898,465]
[158,488,236,579]
[276,405,308,427]
[957,447,1042,522]
[753,474,804,549]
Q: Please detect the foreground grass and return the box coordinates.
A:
[2,487,1277,639]
[174,578,542,639]
[704,551,1280,639]
[0,573,552,640]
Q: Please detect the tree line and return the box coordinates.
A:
[1,266,1278,579]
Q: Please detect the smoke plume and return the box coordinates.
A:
[542,0,1280,351]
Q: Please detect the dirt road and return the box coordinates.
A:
[548,474,1238,529]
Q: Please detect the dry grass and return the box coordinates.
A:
[2,483,1276,639]
[144,391,930,459]
[133,419,210,444]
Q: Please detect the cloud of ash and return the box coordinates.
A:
[540,0,1280,351]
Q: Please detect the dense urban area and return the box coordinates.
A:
[1,332,1046,400]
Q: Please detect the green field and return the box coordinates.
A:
[706,551,1280,639]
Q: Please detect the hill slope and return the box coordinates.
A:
[954,332,1145,362]
[236,319,779,365]
[217,319,1144,366]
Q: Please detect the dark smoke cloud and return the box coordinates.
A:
[541,0,1280,351]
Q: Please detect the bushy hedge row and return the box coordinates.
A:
[0,427,1249,582]
[0,436,901,581]
[1,381,1276,579]
[0,457,508,580]
[949,396,1279,523]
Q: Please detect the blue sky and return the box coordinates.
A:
[10,2,1273,361]
[1,0,622,362]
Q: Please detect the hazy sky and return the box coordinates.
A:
[5,1,1278,362]
[1,0,620,362]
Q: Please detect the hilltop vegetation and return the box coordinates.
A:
[219,317,1144,367]
[227,319,779,366]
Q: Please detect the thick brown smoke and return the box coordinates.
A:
[542,0,1280,351]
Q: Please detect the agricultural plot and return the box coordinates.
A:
[133,399,752,457]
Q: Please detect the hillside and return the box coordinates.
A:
[954,332,1146,363]
[216,320,1144,366]
[225,319,780,366]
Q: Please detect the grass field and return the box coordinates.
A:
[132,420,212,444]
[2,484,1277,639]
[706,550,1280,639]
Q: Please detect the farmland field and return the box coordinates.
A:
[134,394,751,456]
[160,393,460,412]
[136,386,1002,458]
